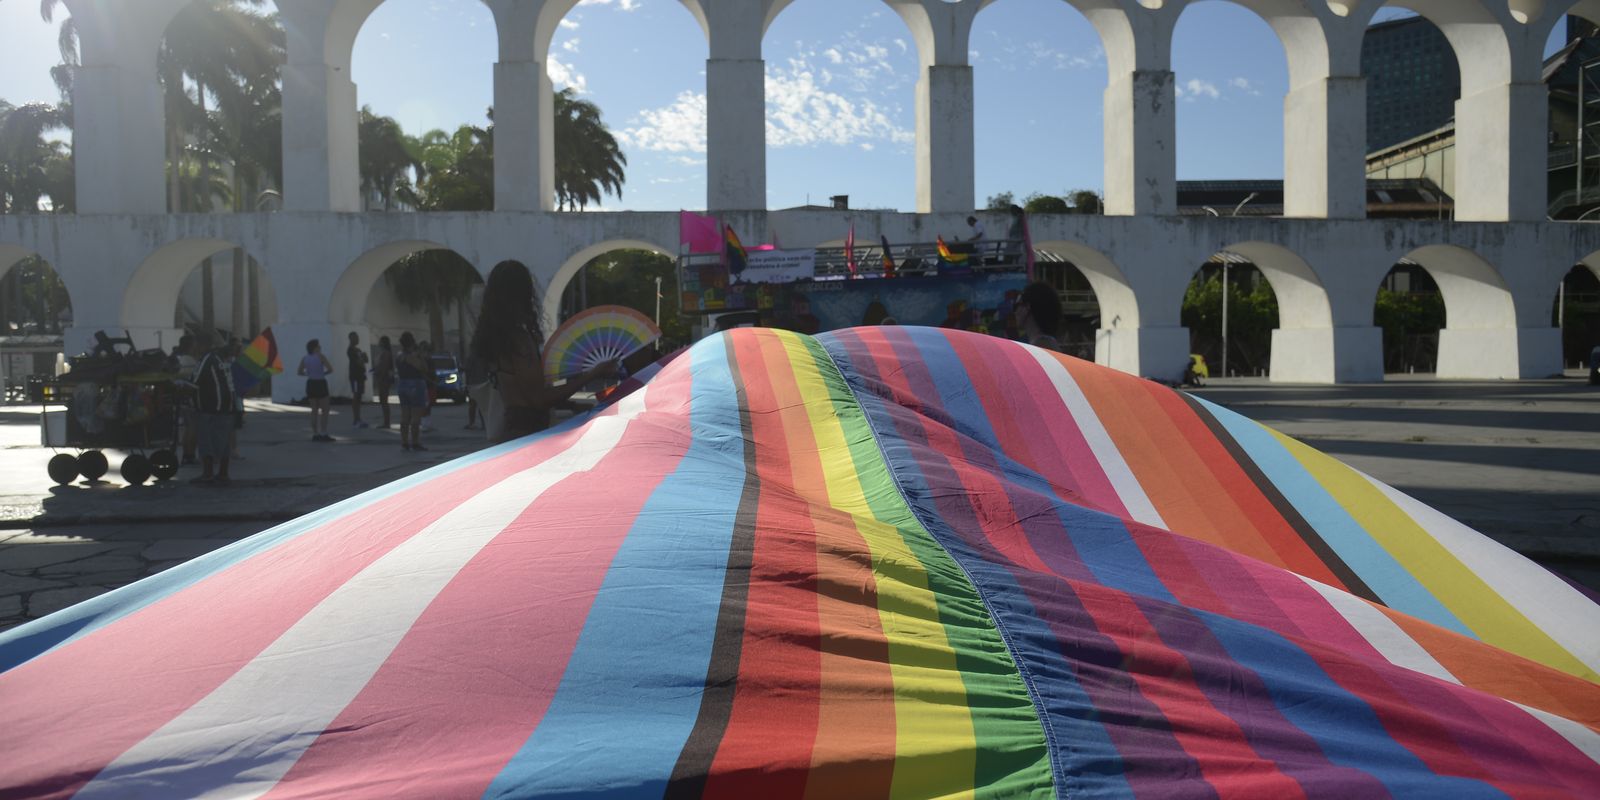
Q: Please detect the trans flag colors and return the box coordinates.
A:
[1,327,1596,798]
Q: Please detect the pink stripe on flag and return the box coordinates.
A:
[0,417,626,800]
[262,370,694,798]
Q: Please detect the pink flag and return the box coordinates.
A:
[845,222,856,276]
[679,211,723,254]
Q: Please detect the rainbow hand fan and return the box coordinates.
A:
[543,305,662,380]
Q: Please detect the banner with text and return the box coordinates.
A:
[737,249,815,284]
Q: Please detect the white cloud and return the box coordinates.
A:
[559,19,579,30]
[618,33,915,154]
[562,38,580,53]
[1176,78,1221,101]
[1228,76,1261,95]
[618,90,707,153]
[547,56,588,94]
[576,0,641,10]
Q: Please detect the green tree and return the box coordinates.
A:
[552,89,626,210]
[983,191,1015,211]
[0,100,72,213]
[1068,189,1102,214]
[1181,267,1279,376]
[384,250,482,351]
[1022,192,1068,214]
[1375,287,1446,372]
[359,107,419,210]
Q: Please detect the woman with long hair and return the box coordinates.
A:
[470,261,616,442]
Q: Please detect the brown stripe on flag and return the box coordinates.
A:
[664,336,762,799]
[1178,393,1380,604]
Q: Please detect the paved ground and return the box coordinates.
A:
[1,373,1596,632]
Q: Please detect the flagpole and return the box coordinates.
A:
[655,276,662,325]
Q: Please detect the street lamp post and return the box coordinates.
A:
[1221,262,1229,380]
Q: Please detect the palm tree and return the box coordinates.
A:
[384,250,481,350]
[359,107,419,210]
[552,89,626,210]
[0,101,71,213]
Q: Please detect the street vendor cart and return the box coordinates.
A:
[39,332,182,486]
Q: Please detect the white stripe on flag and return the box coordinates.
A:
[77,388,653,800]
[1027,347,1167,529]
[1513,702,1600,766]
[1360,473,1600,679]
[1294,573,1459,684]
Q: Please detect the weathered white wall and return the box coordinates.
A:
[3,210,1595,397]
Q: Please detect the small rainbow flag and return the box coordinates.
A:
[724,224,747,278]
[230,327,283,394]
[936,235,968,264]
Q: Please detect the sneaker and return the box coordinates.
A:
[354,420,370,429]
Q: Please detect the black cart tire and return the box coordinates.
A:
[78,450,109,481]
[47,453,78,485]
[149,449,179,481]
[121,454,151,486]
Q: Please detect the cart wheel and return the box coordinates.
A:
[78,450,109,482]
[149,449,179,481]
[47,453,79,485]
[121,454,152,486]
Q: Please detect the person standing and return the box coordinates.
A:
[346,331,370,429]
[175,334,199,465]
[395,333,429,451]
[298,339,334,442]
[418,340,437,433]
[190,333,235,484]
[373,336,395,429]
[470,261,615,443]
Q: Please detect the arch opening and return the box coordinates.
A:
[761,0,918,211]
[1375,244,1517,379]
[545,238,674,336]
[1172,2,1291,186]
[971,0,1106,215]
[1033,239,1136,366]
[121,239,278,353]
[157,0,285,215]
[545,0,704,211]
[331,241,482,362]
[1556,260,1600,369]
[0,247,74,384]
[1361,9,1461,216]
[350,0,496,212]
[1179,241,1333,381]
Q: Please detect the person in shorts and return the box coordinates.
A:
[346,331,370,429]
[298,339,334,442]
[190,333,235,484]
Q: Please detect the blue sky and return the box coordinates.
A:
[0,0,1572,212]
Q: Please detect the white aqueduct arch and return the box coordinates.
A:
[543,238,677,331]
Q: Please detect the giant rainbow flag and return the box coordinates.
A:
[1,327,1596,798]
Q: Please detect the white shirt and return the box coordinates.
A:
[968,220,986,241]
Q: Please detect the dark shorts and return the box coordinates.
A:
[396,378,427,409]
[350,378,366,397]
[305,379,329,400]
[196,412,232,460]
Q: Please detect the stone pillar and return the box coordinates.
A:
[915,65,975,213]
[1269,326,1383,383]
[495,59,555,211]
[1103,70,1176,217]
[1454,81,1547,222]
[1097,325,1188,382]
[1284,76,1367,220]
[1438,328,1560,380]
[706,57,767,211]
[281,62,362,212]
[73,65,166,214]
